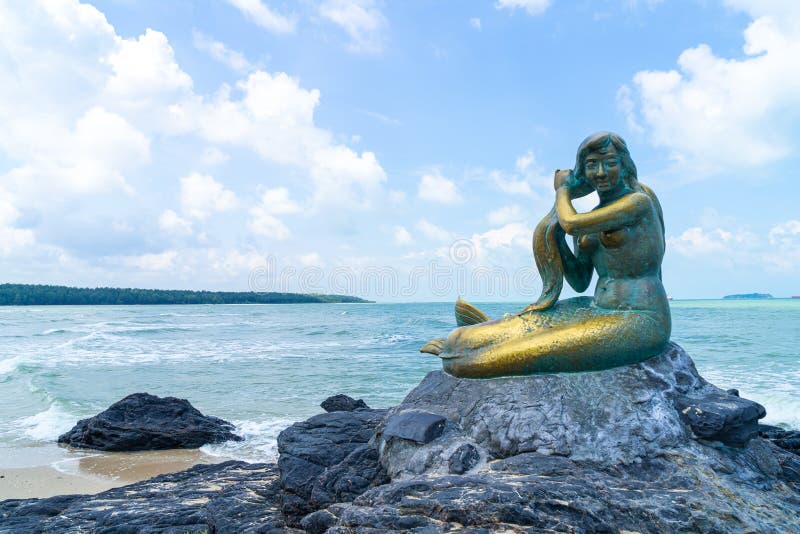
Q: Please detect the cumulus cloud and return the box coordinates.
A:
[193,31,255,73]
[496,0,551,16]
[247,188,301,240]
[158,210,193,236]
[417,170,462,204]
[319,0,387,54]
[225,0,295,34]
[768,219,800,245]
[0,0,388,277]
[180,173,238,219]
[257,187,302,215]
[393,226,413,245]
[416,220,452,242]
[621,1,800,172]
[667,218,800,272]
[487,205,525,225]
[0,188,35,257]
[469,18,482,30]
[120,250,178,271]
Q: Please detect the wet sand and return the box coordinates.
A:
[0,448,230,500]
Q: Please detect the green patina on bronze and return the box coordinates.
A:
[420,132,671,378]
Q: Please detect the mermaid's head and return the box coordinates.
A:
[573,132,638,189]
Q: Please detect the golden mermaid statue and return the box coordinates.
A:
[421,132,671,378]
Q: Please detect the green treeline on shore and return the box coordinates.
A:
[0,284,372,306]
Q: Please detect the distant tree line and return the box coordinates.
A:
[0,284,371,305]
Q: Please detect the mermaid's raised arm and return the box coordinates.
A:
[555,225,592,292]
[556,187,650,236]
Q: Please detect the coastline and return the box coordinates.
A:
[0,447,229,500]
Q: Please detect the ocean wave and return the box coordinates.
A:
[15,403,78,442]
[200,417,298,463]
[0,356,21,376]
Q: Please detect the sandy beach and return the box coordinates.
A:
[0,446,229,500]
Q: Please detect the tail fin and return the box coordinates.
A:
[420,338,445,355]
[455,298,489,326]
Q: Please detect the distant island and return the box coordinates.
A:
[0,284,372,306]
[723,293,773,300]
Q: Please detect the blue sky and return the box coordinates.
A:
[1,0,799,301]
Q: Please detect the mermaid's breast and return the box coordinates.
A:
[599,227,630,249]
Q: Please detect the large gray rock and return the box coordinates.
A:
[384,342,761,466]
[57,393,242,451]
[277,408,387,525]
[675,390,766,446]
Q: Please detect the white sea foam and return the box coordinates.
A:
[14,404,78,441]
[200,417,298,463]
[753,393,800,429]
[0,356,21,376]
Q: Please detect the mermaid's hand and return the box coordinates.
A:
[553,169,573,190]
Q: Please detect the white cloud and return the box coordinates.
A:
[319,0,387,54]
[768,219,800,245]
[622,2,800,172]
[180,173,238,219]
[489,170,534,196]
[193,31,255,73]
[3,106,150,198]
[0,188,35,257]
[225,0,295,34]
[247,188,300,240]
[257,187,302,215]
[120,250,178,271]
[200,147,230,166]
[393,226,413,245]
[667,219,800,273]
[469,18,482,30]
[106,29,193,103]
[248,211,291,240]
[487,205,525,225]
[473,222,531,251]
[416,220,452,242]
[170,70,387,209]
[515,151,535,173]
[417,170,462,204]
[496,0,551,16]
[298,252,321,266]
[668,227,736,256]
[158,210,193,236]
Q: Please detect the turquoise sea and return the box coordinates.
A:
[1,300,798,467]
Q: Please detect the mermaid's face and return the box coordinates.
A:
[583,145,622,194]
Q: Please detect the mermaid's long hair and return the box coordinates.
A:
[527,132,664,311]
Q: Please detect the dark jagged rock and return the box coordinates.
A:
[448,443,481,474]
[57,393,242,451]
[310,444,389,509]
[300,509,337,534]
[0,461,299,533]
[320,394,369,412]
[277,408,387,524]
[382,409,446,444]
[675,391,766,446]
[759,423,800,455]
[727,388,740,397]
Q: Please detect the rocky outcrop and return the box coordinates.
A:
[320,394,369,412]
[0,461,297,533]
[57,393,242,451]
[760,423,800,455]
[5,344,800,532]
[277,408,387,525]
